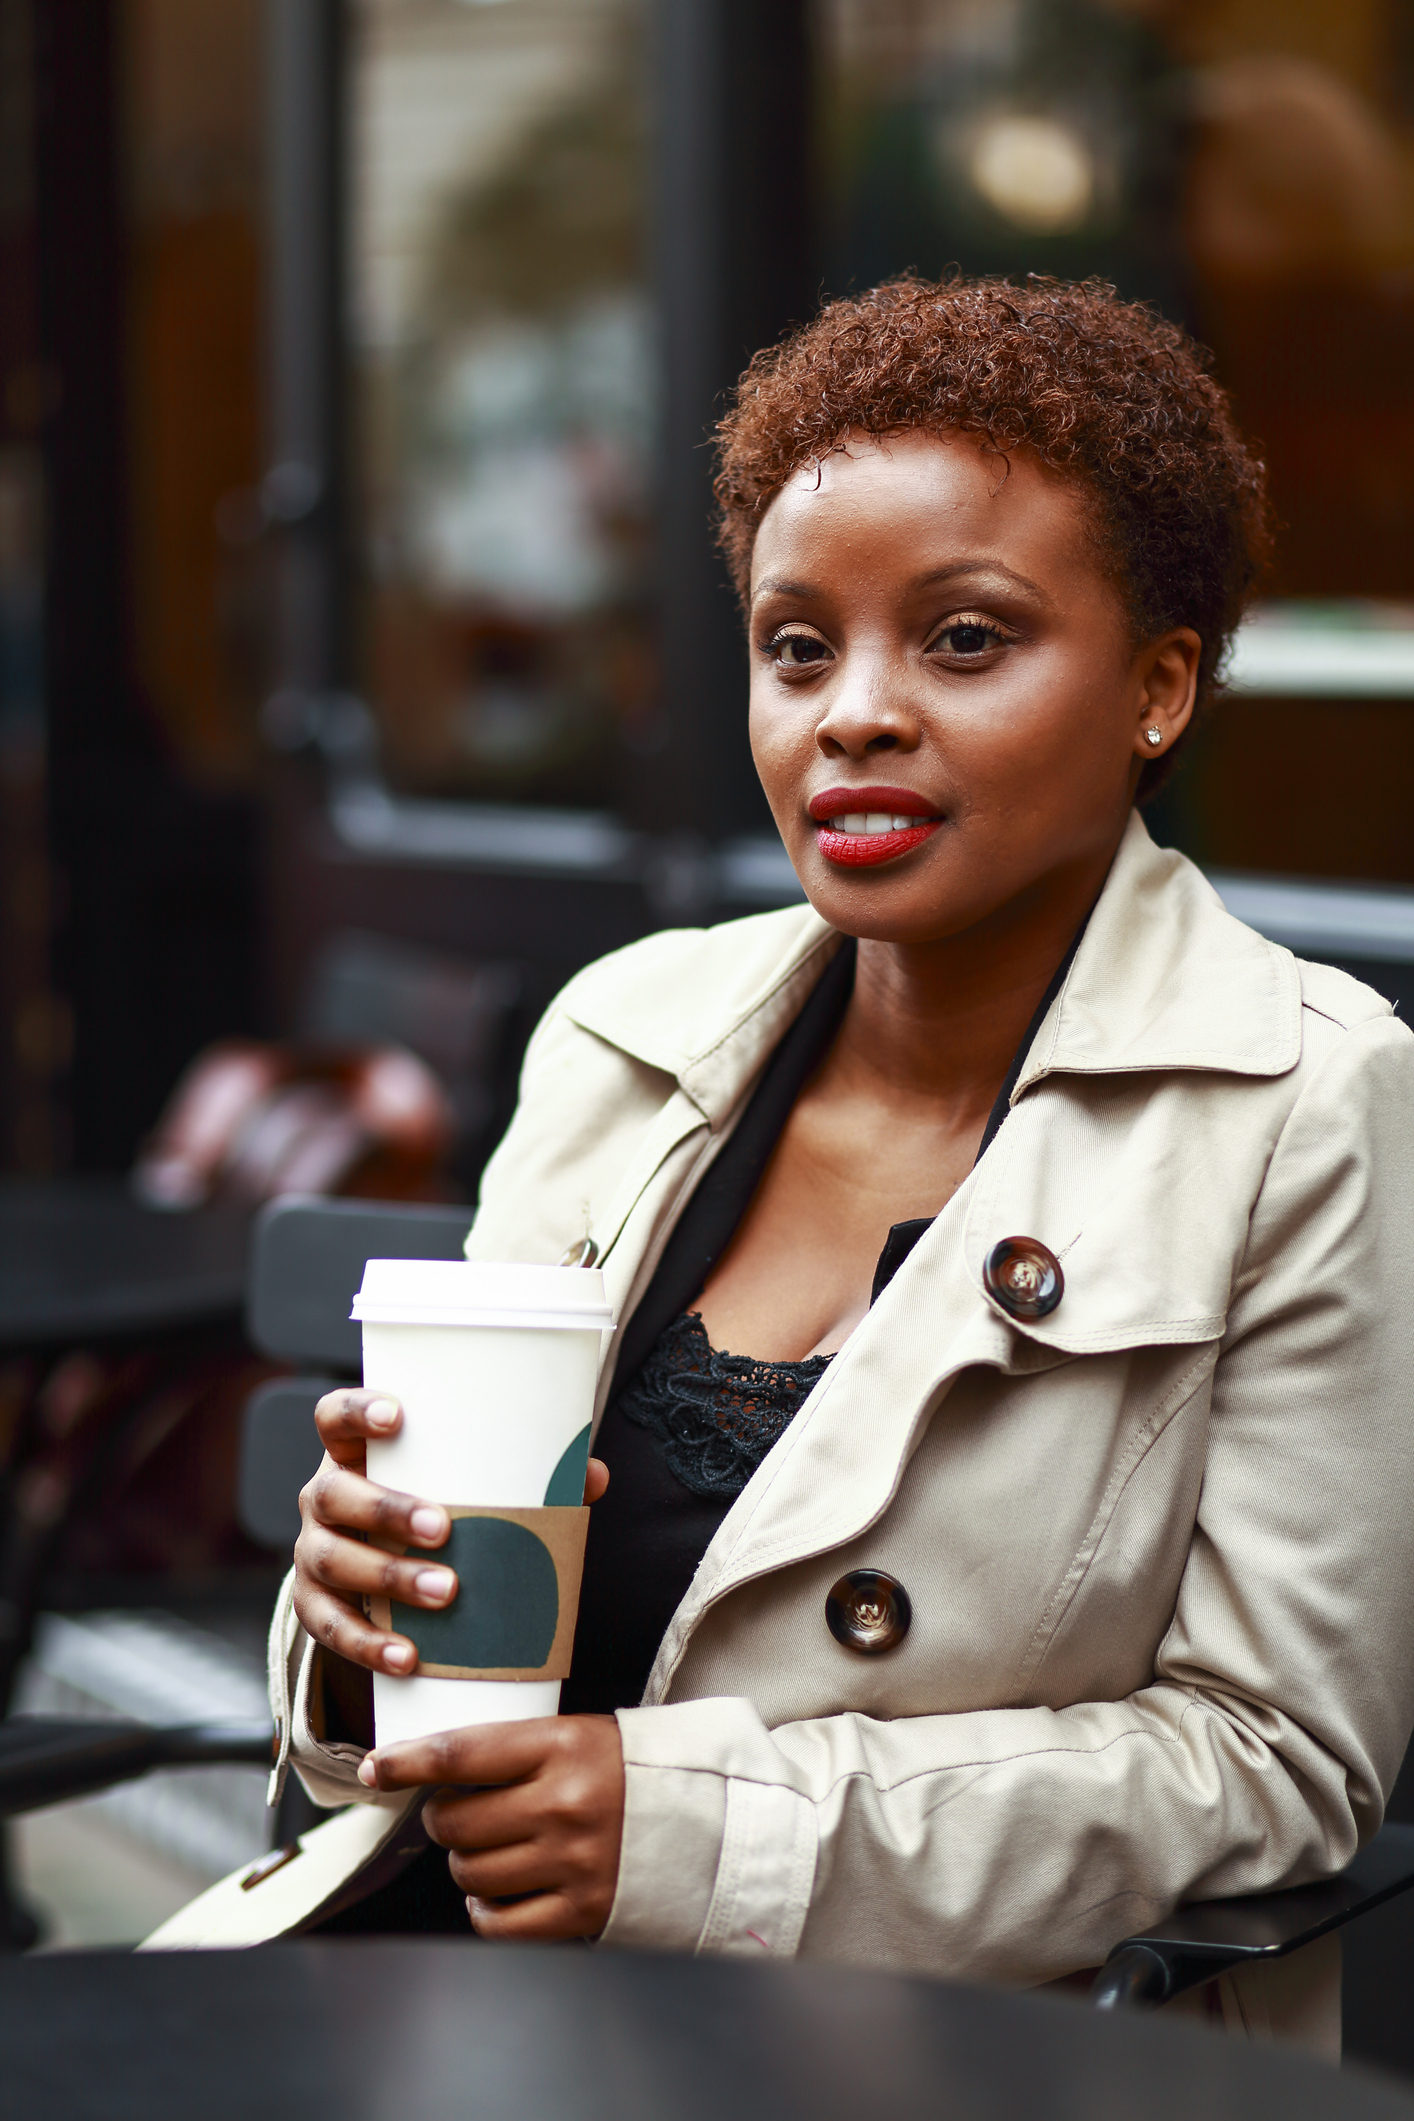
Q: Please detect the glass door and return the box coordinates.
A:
[349,0,656,810]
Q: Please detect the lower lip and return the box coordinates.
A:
[816,821,941,868]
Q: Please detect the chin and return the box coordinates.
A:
[797,834,1030,948]
[795,854,960,943]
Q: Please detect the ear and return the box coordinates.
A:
[1129,628,1201,766]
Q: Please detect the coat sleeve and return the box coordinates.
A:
[267,1568,379,1812]
[602,1013,1414,1982]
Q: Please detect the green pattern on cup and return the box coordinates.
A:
[542,1423,592,1506]
[393,1517,558,1669]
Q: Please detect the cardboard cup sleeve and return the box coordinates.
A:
[370,1505,590,1681]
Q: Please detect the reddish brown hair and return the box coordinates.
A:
[713,275,1271,796]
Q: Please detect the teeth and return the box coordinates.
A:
[827,812,924,835]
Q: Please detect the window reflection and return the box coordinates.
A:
[817,0,1414,602]
[351,0,1414,872]
[816,0,1414,879]
[1181,39,1413,600]
[819,0,1188,314]
[352,0,655,804]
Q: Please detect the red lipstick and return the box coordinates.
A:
[807,785,943,869]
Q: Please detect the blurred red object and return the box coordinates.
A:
[132,1041,457,1209]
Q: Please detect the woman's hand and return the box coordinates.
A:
[293,1387,608,1679]
[293,1388,456,1678]
[357,1715,626,1941]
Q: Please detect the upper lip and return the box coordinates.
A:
[808,785,942,823]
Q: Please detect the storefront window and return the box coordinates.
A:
[816,0,1414,878]
[0,0,53,1170]
[127,0,265,785]
[351,0,655,806]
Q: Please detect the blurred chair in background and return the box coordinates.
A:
[132,1040,456,1210]
[132,935,522,1211]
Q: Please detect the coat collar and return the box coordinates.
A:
[1014,810,1303,1095]
[561,905,841,1126]
[564,810,1302,1123]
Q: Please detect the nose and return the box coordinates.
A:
[812,646,921,760]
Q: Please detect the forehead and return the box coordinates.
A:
[750,429,1094,588]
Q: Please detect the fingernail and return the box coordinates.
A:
[410,1507,447,1541]
[357,1756,377,1786]
[383,1641,415,1672]
[366,1398,399,1429]
[414,1568,455,1602]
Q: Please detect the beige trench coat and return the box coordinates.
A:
[151,814,1414,2043]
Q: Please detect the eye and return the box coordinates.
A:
[933,617,1007,658]
[767,630,831,669]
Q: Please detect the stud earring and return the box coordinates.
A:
[1144,726,1164,747]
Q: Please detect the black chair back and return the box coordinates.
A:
[238,1197,475,1551]
[246,1195,475,1368]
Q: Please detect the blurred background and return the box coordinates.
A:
[4,0,1414,1194]
[1,0,1413,1977]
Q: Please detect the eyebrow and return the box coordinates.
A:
[750,576,816,604]
[913,561,1049,600]
[750,560,1050,607]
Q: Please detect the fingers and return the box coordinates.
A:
[357,1714,564,1794]
[446,1840,564,1900]
[300,1458,450,1551]
[421,1782,533,1853]
[387,1719,624,1943]
[313,1387,404,1470]
[291,1578,419,1675]
[439,1820,614,1931]
[466,1890,601,1943]
[293,1420,453,1680]
[584,1457,610,1505]
[295,1514,457,1611]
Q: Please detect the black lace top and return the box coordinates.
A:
[558,1311,838,1716]
[617,1310,833,1500]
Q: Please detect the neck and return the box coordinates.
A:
[836,845,1116,1120]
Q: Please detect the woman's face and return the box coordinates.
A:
[747,429,1199,946]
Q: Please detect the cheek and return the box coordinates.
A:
[747,680,808,796]
[946,659,1131,808]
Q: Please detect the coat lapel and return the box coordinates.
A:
[1017,809,1302,1090]
[642,1177,1011,1695]
[566,918,847,1409]
[560,908,838,1128]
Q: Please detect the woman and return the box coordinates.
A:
[256,279,1414,2035]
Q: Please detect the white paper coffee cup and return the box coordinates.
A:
[351,1259,615,1746]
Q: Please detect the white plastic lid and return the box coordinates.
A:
[351,1259,615,1332]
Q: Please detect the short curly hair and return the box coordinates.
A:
[713,275,1271,797]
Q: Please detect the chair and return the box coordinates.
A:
[1091,1823,1414,2011]
[0,1195,473,1945]
[4,1192,1413,2009]
[237,1195,474,1551]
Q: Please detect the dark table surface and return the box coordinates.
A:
[2,1941,1411,2121]
[0,1179,250,1347]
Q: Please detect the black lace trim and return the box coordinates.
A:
[617,1310,833,1501]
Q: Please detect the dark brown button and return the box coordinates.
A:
[826,1569,912,1655]
[983,1235,1063,1321]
